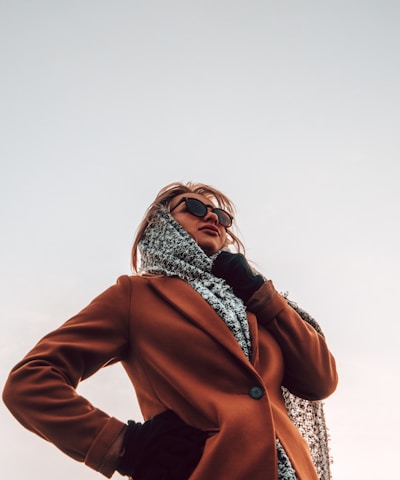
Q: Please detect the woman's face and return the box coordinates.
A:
[170,193,228,256]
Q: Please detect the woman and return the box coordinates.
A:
[3,181,338,480]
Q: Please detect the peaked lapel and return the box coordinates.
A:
[147,276,259,369]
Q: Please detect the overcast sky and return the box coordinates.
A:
[1,2,399,479]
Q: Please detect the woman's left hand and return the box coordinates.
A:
[212,251,264,303]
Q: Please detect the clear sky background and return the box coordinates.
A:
[1,2,399,479]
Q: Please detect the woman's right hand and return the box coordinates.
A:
[116,410,207,480]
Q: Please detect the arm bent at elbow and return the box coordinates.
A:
[247,281,338,400]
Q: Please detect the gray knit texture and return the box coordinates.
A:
[138,208,332,480]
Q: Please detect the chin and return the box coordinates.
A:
[201,245,220,257]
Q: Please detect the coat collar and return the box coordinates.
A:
[145,275,259,368]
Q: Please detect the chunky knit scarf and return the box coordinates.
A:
[280,300,332,480]
[139,208,252,360]
[138,208,331,480]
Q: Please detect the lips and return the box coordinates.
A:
[199,225,220,235]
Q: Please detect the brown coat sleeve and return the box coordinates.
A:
[247,280,338,400]
[2,276,132,477]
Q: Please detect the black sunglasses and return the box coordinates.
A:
[170,197,233,228]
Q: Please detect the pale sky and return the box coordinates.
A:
[1,2,399,479]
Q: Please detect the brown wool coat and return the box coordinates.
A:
[3,275,338,480]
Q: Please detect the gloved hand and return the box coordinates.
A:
[212,251,264,303]
[116,410,207,480]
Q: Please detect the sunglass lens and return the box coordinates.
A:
[215,210,232,227]
[186,198,207,217]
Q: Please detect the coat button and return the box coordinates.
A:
[248,386,264,399]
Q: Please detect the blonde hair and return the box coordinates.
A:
[131,181,245,272]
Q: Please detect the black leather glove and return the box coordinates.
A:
[117,410,207,480]
[212,251,264,303]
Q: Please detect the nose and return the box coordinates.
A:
[203,207,219,224]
